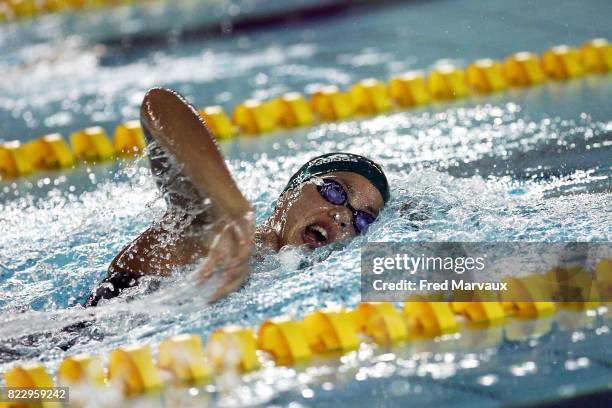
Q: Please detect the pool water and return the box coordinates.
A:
[0,0,611,406]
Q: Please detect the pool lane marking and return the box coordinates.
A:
[1,38,611,181]
[1,260,611,399]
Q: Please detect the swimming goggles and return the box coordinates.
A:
[316,178,376,234]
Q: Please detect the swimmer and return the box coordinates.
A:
[85,88,389,306]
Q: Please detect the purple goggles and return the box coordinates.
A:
[317,178,376,234]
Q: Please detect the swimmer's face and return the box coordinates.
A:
[272,171,384,249]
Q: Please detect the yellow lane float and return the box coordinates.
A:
[503,51,545,86]
[113,120,145,156]
[7,0,37,19]
[23,134,75,170]
[349,78,391,114]
[39,0,70,13]
[388,71,430,107]
[451,289,506,324]
[465,59,508,93]
[2,38,610,180]
[199,106,236,139]
[310,85,354,121]
[0,141,34,178]
[580,38,612,72]
[2,363,61,407]
[3,363,54,388]
[403,299,458,336]
[595,258,612,300]
[58,354,105,386]
[70,126,114,162]
[499,275,556,318]
[0,283,608,403]
[302,308,360,352]
[451,301,506,324]
[2,0,127,21]
[541,45,584,80]
[108,344,162,396]
[257,316,312,365]
[207,326,259,372]
[268,93,314,128]
[351,302,407,345]
[157,334,210,383]
[545,266,600,309]
[232,99,276,134]
[427,64,469,100]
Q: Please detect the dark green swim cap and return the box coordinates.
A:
[283,153,390,203]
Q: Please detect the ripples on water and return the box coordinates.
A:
[1,1,611,405]
[1,101,610,364]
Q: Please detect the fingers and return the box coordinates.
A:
[193,212,255,300]
[194,228,245,283]
[195,244,251,302]
[195,255,249,303]
[208,265,250,303]
[195,251,218,282]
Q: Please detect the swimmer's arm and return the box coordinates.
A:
[140,88,251,216]
[108,221,186,278]
[99,211,252,304]
[87,223,177,306]
[92,89,253,305]
[140,88,254,300]
[91,212,213,306]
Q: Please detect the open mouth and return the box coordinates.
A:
[301,223,331,248]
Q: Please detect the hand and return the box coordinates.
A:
[195,211,255,302]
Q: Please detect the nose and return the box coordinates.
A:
[329,207,353,229]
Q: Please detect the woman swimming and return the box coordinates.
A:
[85,87,390,306]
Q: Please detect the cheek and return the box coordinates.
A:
[284,190,318,218]
[277,197,307,237]
[281,199,320,240]
[285,200,315,227]
[281,208,300,235]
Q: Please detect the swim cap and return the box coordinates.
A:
[283,153,390,203]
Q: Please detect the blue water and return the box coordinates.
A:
[1,0,611,406]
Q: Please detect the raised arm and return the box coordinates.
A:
[141,87,251,216]
[87,88,254,306]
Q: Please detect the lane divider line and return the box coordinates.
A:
[310,85,354,121]
[352,302,408,346]
[2,259,610,400]
[69,126,114,162]
[1,38,610,181]
[465,59,508,93]
[403,298,459,336]
[502,51,546,86]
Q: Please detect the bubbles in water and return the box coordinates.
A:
[1,4,611,403]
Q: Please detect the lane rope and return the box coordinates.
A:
[1,260,611,400]
[1,38,611,400]
[1,38,611,180]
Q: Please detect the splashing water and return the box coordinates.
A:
[1,98,611,367]
[0,0,611,405]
